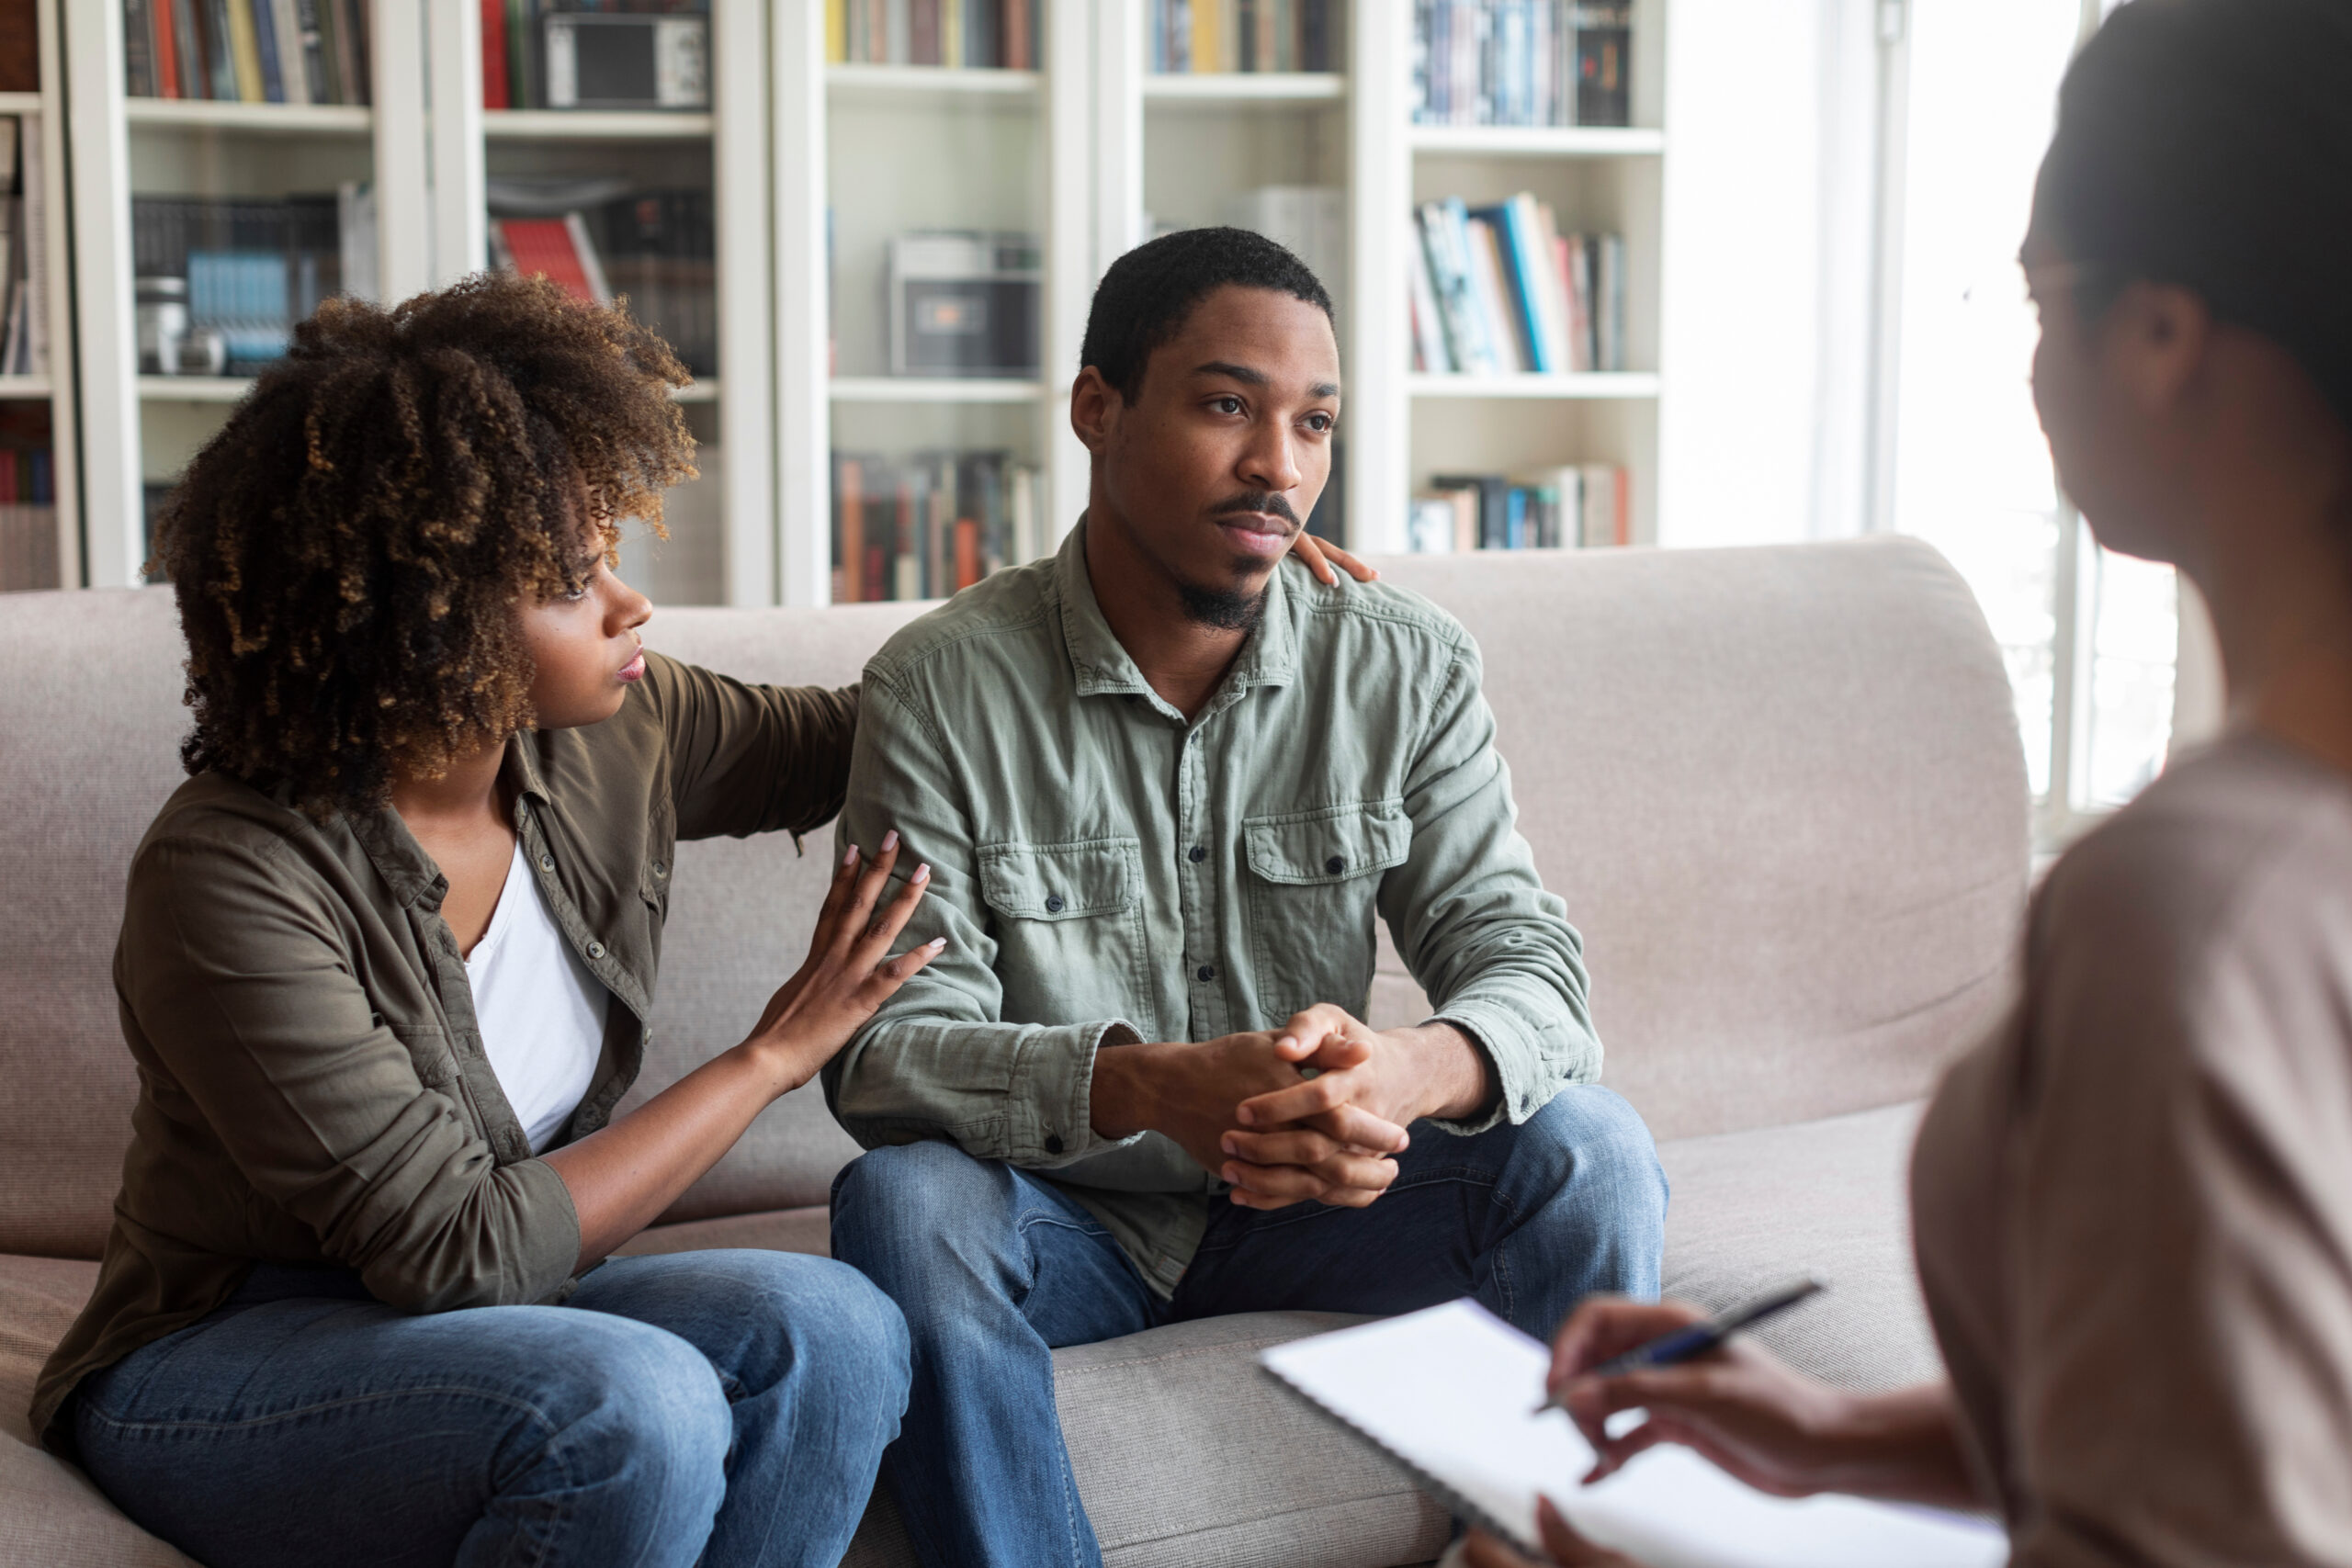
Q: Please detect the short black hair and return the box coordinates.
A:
[1079,226,1334,404]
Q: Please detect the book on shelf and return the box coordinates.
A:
[0,0,31,95]
[0,116,48,378]
[122,0,372,105]
[1148,0,1340,73]
[490,213,610,307]
[487,179,716,376]
[831,447,1042,604]
[827,0,1042,70]
[0,400,56,593]
[131,192,349,373]
[1411,0,1630,128]
[1415,463,1626,552]
[1409,196,1624,376]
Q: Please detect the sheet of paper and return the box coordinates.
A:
[1260,1300,2006,1568]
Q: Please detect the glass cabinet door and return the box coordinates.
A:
[820,3,1054,605]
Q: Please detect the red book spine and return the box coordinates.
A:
[479,0,507,108]
[838,458,864,604]
[154,0,182,97]
[863,544,887,604]
[954,518,980,591]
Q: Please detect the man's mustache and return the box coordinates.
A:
[1210,493,1303,530]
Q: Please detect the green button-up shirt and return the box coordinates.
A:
[33,655,857,1453]
[824,520,1599,1293]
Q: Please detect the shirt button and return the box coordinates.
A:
[1044,1134,1065,1155]
[537,853,554,873]
[585,941,605,960]
[1188,845,1207,863]
[1325,855,1347,875]
[651,861,668,878]
[1045,895,1065,913]
[1196,964,1215,982]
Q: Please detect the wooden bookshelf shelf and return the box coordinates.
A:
[1408,373,1663,400]
[484,109,714,141]
[1407,125,1667,159]
[1144,73,1344,104]
[830,378,1044,405]
[825,65,1041,105]
[124,99,373,135]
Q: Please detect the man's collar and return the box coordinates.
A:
[1050,513,1299,705]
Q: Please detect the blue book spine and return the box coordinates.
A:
[1506,486,1528,549]
[1439,199,1499,375]
[1472,200,1551,373]
[251,0,286,101]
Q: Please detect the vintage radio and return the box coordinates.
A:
[888,232,1042,378]
[544,14,709,111]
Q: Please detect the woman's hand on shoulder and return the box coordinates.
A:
[741,830,942,1092]
[1288,531,1378,586]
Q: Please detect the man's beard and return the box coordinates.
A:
[1177,581,1267,631]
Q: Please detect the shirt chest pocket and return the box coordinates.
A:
[978,837,1154,1041]
[1243,801,1411,1023]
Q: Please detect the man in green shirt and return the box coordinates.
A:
[825,228,1666,1567]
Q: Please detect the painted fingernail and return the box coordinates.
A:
[1237,1106,1255,1125]
[1277,1035,1298,1050]
[882,829,899,852]
[1221,1134,1237,1156]
[912,863,931,884]
[926,937,947,951]
[843,844,860,866]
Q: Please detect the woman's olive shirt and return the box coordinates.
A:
[31,654,856,1453]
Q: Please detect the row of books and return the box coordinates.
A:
[832,449,1042,604]
[1413,0,1630,128]
[827,1,1043,71]
[0,119,49,378]
[486,2,710,112]
[131,193,354,374]
[1410,464,1629,553]
[1148,0,1342,74]
[1409,195,1624,377]
[0,402,56,593]
[486,187,716,376]
[122,0,374,104]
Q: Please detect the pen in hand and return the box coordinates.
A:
[1532,1276,1826,1416]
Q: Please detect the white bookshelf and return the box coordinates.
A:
[0,5,83,592]
[51,0,1672,602]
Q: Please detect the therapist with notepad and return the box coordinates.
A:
[1459,1,2352,1562]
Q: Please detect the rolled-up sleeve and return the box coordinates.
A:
[820,673,1145,1166]
[639,651,860,841]
[1381,642,1600,1134]
[122,838,580,1314]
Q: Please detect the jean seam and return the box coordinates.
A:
[77,1383,565,1441]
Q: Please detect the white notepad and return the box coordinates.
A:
[1259,1300,2006,1568]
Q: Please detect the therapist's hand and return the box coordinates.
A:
[1460,1499,1644,1567]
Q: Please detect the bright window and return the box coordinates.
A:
[1888,0,2176,833]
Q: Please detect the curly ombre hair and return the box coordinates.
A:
[153,272,697,820]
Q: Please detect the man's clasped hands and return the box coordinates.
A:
[1089,1003,1495,1209]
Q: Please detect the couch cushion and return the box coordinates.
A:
[0,1255,196,1568]
[1658,1100,1939,1390]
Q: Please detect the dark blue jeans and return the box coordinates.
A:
[829,1086,1667,1568]
[71,1249,910,1568]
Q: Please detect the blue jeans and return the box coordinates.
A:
[830,1086,1667,1568]
[71,1249,910,1568]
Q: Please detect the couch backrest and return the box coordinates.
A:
[0,537,2026,1256]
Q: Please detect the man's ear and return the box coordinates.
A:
[2106,280,2211,421]
[1069,365,1119,455]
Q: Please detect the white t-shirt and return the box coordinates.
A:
[464,840,609,1154]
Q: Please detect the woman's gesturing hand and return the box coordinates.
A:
[742,829,943,1091]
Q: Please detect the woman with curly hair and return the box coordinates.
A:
[26,272,973,1568]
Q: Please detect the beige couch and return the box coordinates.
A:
[0,537,2026,1568]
